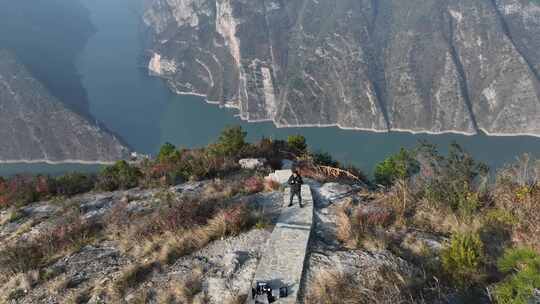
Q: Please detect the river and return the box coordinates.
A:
[1,0,539,176]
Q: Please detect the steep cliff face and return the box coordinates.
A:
[143,0,540,136]
[0,0,95,116]
[0,51,130,163]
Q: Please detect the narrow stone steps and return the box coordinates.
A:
[247,184,313,303]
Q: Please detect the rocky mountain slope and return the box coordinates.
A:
[0,173,426,304]
[0,51,129,163]
[143,0,540,136]
[1,135,539,303]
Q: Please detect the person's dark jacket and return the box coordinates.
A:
[288,174,303,193]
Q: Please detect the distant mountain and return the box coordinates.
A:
[143,0,540,136]
[0,0,94,116]
[0,51,129,163]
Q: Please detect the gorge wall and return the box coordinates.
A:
[143,0,540,136]
[0,51,129,163]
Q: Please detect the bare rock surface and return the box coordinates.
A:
[0,176,450,303]
[239,158,267,170]
[143,0,540,136]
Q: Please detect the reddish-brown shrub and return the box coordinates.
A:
[0,177,8,207]
[222,204,253,234]
[0,212,103,275]
[126,197,220,241]
[39,216,102,256]
[0,175,38,208]
[243,176,264,194]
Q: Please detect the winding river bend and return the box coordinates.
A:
[1,0,539,176]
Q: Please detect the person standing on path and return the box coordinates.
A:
[288,169,304,207]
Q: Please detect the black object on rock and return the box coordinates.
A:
[251,281,288,303]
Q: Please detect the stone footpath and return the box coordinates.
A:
[248,184,314,303]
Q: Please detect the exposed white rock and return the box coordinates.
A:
[148,53,177,76]
[167,0,200,27]
[449,9,463,23]
[239,158,266,170]
[266,169,292,184]
[261,67,277,117]
[312,182,353,207]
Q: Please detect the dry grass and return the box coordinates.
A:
[305,266,413,304]
[412,201,483,235]
[202,179,241,201]
[114,262,158,295]
[158,203,256,265]
[63,286,93,304]
[495,182,540,251]
[335,198,394,251]
[224,294,248,304]
[493,155,540,250]
[107,185,260,265]
[0,271,39,302]
[157,268,204,304]
[0,208,103,279]
[263,178,281,192]
[157,229,210,265]
[305,270,364,304]
[336,201,355,248]
[382,179,415,226]
[361,233,390,252]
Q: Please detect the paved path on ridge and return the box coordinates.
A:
[248,182,314,304]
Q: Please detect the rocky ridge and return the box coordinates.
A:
[0,169,436,303]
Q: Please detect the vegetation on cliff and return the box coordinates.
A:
[330,142,540,303]
[0,125,538,303]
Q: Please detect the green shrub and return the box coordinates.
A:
[493,248,540,304]
[480,209,516,259]
[441,232,484,288]
[157,142,182,163]
[210,126,247,157]
[455,190,480,220]
[287,135,307,154]
[374,148,420,187]
[419,143,489,219]
[55,172,95,196]
[254,137,278,158]
[312,151,339,167]
[96,160,141,191]
[484,209,517,228]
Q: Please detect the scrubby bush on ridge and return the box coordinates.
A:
[2,126,540,304]
[96,160,141,191]
[493,247,540,304]
[209,125,247,157]
[330,143,540,303]
[287,134,307,154]
[374,147,420,187]
[441,232,485,289]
